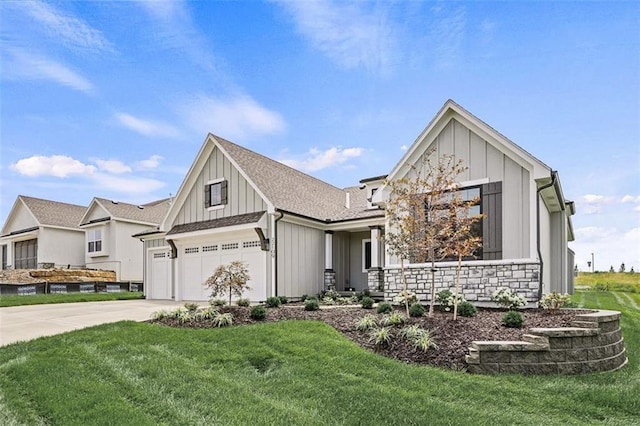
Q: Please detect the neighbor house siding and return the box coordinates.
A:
[114,221,146,281]
[277,221,323,297]
[173,147,268,227]
[84,204,110,222]
[38,228,84,268]
[7,205,37,232]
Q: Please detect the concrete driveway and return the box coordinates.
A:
[0,299,188,347]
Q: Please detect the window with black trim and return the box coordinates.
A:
[87,229,103,253]
[205,180,228,208]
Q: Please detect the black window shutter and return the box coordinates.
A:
[221,180,228,205]
[204,184,211,207]
[481,182,502,260]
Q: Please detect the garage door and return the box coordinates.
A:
[148,248,172,300]
[15,239,37,269]
[181,235,266,302]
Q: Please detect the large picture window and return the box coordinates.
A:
[205,180,228,208]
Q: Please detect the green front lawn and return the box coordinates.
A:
[0,290,638,425]
[0,291,144,307]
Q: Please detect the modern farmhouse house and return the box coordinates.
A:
[138,100,575,303]
[0,196,86,270]
[79,198,171,282]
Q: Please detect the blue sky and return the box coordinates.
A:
[1,1,638,271]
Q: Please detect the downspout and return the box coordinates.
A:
[271,210,284,297]
[536,170,557,300]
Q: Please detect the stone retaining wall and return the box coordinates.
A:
[466,310,627,374]
[383,261,540,303]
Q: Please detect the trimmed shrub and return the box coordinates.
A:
[304,299,320,311]
[362,288,371,298]
[183,302,199,312]
[361,296,374,309]
[377,301,393,314]
[539,292,572,311]
[236,298,250,307]
[278,295,289,305]
[491,288,527,310]
[409,303,426,317]
[249,305,267,320]
[265,296,281,308]
[210,299,226,307]
[457,301,477,317]
[502,310,524,328]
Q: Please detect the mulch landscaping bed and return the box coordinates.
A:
[151,305,588,371]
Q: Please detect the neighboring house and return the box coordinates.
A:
[139,99,575,303]
[79,198,171,282]
[0,196,86,270]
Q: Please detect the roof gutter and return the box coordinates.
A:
[536,170,557,300]
[271,210,284,297]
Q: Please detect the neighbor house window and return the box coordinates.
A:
[367,187,378,209]
[87,229,102,253]
[205,179,228,208]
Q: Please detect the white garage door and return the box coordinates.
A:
[180,235,266,302]
[148,248,172,300]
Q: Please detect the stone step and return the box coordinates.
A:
[571,320,599,329]
[522,334,549,346]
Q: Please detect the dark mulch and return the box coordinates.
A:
[152,305,589,371]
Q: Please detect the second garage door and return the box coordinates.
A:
[14,239,37,269]
[180,234,267,302]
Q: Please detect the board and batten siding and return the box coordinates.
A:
[417,118,531,260]
[144,238,168,250]
[277,221,324,297]
[332,231,350,290]
[172,147,268,227]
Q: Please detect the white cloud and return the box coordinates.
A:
[11,155,96,178]
[577,194,614,214]
[400,145,408,151]
[135,155,163,170]
[274,0,395,74]
[279,146,364,172]
[94,159,132,174]
[180,94,286,141]
[621,195,640,203]
[2,49,93,93]
[115,113,180,138]
[19,1,114,53]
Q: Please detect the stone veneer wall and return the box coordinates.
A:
[383,261,540,303]
[466,310,627,374]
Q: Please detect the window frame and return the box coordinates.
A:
[362,239,372,272]
[87,227,105,256]
[205,178,228,210]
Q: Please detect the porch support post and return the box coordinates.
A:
[324,231,336,290]
[368,226,384,291]
[370,226,381,269]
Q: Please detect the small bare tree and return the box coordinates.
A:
[205,260,251,305]
[442,198,483,320]
[385,153,470,317]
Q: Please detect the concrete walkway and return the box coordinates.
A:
[0,299,187,347]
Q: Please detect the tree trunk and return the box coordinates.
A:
[428,256,436,317]
[453,254,462,320]
[400,258,409,316]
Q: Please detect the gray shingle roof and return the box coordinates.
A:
[167,211,266,236]
[215,137,383,223]
[94,197,170,225]
[19,196,86,230]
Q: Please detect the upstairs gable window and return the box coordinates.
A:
[87,229,103,253]
[205,179,228,209]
